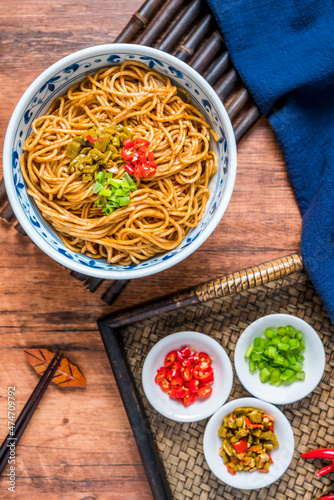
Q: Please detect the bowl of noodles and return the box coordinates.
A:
[4,44,237,279]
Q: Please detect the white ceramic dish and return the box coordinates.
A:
[3,44,237,280]
[142,331,233,422]
[203,397,294,489]
[234,313,326,404]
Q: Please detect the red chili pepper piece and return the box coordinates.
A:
[166,369,179,381]
[134,138,150,147]
[175,388,190,399]
[197,386,213,399]
[170,377,183,390]
[121,146,134,162]
[164,351,177,367]
[198,352,212,364]
[123,138,134,148]
[182,393,196,407]
[232,437,248,454]
[245,417,264,430]
[155,372,166,384]
[180,368,192,382]
[180,346,191,358]
[176,350,184,363]
[159,379,170,392]
[318,496,334,500]
[316,462,334,477]
[302,449,334,460]
[124,164,134,174]
[189,379,199,394]
[187,353,199,364]
[86,134,96,144]
[170,361,182,371]
[226,464,236,475]
[199,374,214,386]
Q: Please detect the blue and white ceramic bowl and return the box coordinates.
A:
[4,44,237,279]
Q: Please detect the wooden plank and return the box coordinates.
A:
[0,0,302,498]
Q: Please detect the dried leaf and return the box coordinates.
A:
[24,348,86,388]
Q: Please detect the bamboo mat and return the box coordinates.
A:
[121,271,334,500]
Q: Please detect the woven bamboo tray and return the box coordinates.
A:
[0,0,261,305]
[98,254,334,500]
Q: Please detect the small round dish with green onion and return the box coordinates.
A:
[234,314,326,404]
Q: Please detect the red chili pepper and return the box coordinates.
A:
[197,360,212,371]
[182,359,193,369]
[123,138,134,148]
[164,351,177,367]
[166,369,179,380]
[182,393,196,407]
[232,437,248,454]
[187,353,199,364]
[302,449,334,460]
[198,352,212,364]
[197,386,213,398]
[170,361,182,372]
[134,138,150,147]
[176,350,184,363]
[199,373,214,386]
[258,469,269,473]
[159,379,170,392]
[86,134,96,144]
[245,417,264,430]
[316,462,334,477]
[124,164,134,174]
[226,464,236,475]
[121,146,134,162]
[155,372,166,384]
[318,496,334,500]
[175,388,190,399]
[180,346,191,358]
[189,379,199,394]
[169,388,178,399]
[180,368,192,382]
[193,367,213,382]
[156,346,213,405]
[268,453,274,464]
[170,377,183,390]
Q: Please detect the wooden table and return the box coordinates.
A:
[0,1,301,498]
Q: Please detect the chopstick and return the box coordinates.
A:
[0,350,63,475]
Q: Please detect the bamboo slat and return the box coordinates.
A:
[101,253,303,329]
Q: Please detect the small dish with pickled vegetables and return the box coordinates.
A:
[234,314,325,404]
[203,397,294,489]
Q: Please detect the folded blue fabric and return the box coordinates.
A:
[207,0,334,321]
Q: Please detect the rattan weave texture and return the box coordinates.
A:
[122,272,334,500]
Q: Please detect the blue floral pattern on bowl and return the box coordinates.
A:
[6,46,235,278]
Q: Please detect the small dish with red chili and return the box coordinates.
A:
[142,331,233,422]
[155,346,214,406]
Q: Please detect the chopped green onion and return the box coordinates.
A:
[245,325,306,386]
[245,345,253,358]
[99,188,112,197]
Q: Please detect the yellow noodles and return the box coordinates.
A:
[21,61,218,265]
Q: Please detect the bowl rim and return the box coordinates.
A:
[141,330,234,422]
[4,43,237,280]
[234,313,326,404]
[203,396,295,489]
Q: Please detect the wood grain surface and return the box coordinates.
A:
[0,1,302,498]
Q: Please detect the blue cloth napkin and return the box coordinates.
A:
[207,0,334,321]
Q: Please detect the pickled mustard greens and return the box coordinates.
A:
[245,325,306,385]
[218,408,279,474]
[65,125,134,183]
